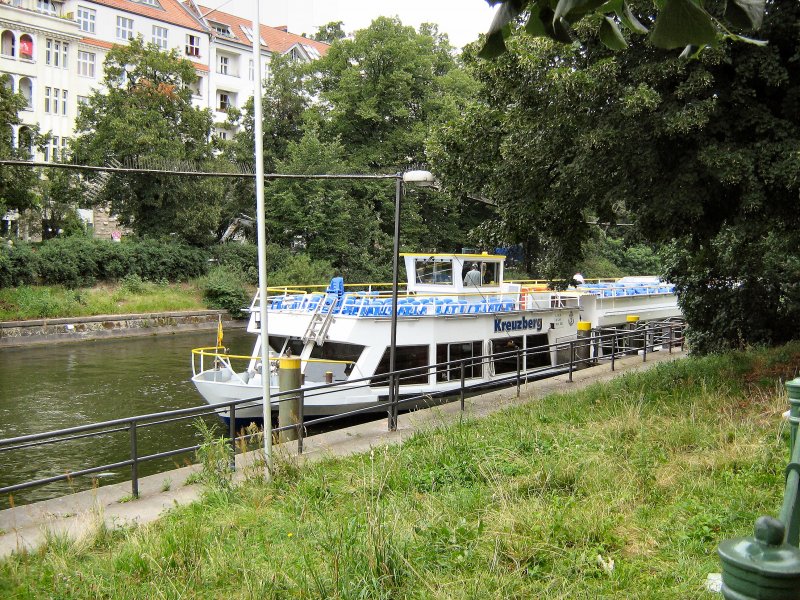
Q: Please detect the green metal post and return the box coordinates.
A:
[787,378,800,455]
[718,378,800,598]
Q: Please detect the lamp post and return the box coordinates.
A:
[388,170,435,431]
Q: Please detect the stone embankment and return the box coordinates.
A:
[0,310,244,348]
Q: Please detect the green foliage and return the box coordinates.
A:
[212,243,258,284]
[479,0,767,58]
[0,74,44,215]
[193,420,234,494]
[313,21,346,43]
[0,238,208,289]
[200,266,250,318]
[72,38,224,245]
[0,242,38,288]
[433,1,800,351]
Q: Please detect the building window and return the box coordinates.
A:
[190,76,202,97]
[218,92,230,111]
[152,25,167,50]
[77,95,89,105]
[217,54,228,75]
[211,22,231,37]
[216,130,227,140]
[44,87,67,115]
[37,1,56,16]
[185,34,200,57]
[140,0,160,6]
[19,34,33,60]
[77,50,95,77]
[116,16,134,41]
[248,59,254,81]
[0,30,14,57]
[77,6,96,33]
[60,136,69,159]
[45,39,68,68]
[48,136,59,162]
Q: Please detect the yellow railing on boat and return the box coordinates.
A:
[191,346,355,381]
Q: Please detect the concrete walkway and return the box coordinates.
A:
[0,347,688,559]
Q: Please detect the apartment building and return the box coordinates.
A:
[0,0,328,154]
[0,0,328,239]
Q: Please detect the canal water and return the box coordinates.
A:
[0,328,254,508]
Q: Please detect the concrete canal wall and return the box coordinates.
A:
[0,310,245,348]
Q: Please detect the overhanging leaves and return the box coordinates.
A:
[725,0,766,30]
[650,0,717,50]
[600,16,628,50]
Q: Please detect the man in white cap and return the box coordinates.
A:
[464,263,482,286]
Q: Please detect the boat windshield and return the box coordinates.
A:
[414,258,453,285]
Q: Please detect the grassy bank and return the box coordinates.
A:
[0,279,207,321]
[2,345,798,598]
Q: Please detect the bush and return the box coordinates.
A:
[212,243,258,284]
[0,241,39,288]
[200,266,250,318]
[36,237,98,288]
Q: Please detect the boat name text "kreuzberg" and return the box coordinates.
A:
[494,317,544,333]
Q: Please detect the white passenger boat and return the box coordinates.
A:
[191,253,681,423]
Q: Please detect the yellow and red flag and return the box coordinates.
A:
[216,316,224,348]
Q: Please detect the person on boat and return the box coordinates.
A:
[464,263,482,287]
[573,272,585,286]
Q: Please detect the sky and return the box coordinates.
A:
[200,0,498,49]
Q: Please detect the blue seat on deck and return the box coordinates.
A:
[326,277,344,299]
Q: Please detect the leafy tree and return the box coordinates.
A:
[310,17,460,171]
[314,21,346,43]
[0,74,44,217]
[72,38,223,245]
[479,0,767,58]
[432,1,800,351]
[38,169,86,239]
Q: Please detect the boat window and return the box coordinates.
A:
[491,336,523,374]
[436,341,482,382]
[371,345,429,386]
[414,258,453,285]
[309,342,364,379]
[481,262,499,286]
[267,336,303,357]
[525,334,551,369]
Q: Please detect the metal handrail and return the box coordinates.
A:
[0,319,685,503]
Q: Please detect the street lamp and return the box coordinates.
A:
[388,169,436,430]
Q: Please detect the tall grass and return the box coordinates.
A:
[1,345,798,598]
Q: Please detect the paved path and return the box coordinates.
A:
[0,348,688,559]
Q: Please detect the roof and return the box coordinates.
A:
[194,4,329,57]
[85,0,206,32]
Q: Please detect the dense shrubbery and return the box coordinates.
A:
[0,238,209,289]
[199,267,250,318]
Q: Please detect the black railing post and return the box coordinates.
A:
[668,325,673,353]
[460,360,465,411]
[129,420,139,499]
[611,331,616,371]
[229,402,236,471]
[297,390,304,455]
[388,373,398,431]
[569,341,574,382]
[516,349,521,397]
[643,325,648,362]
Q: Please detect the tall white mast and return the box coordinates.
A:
[252,0,272,477]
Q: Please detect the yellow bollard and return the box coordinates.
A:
[278,357,301,443]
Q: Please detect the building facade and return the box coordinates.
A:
[0,0,328,239]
